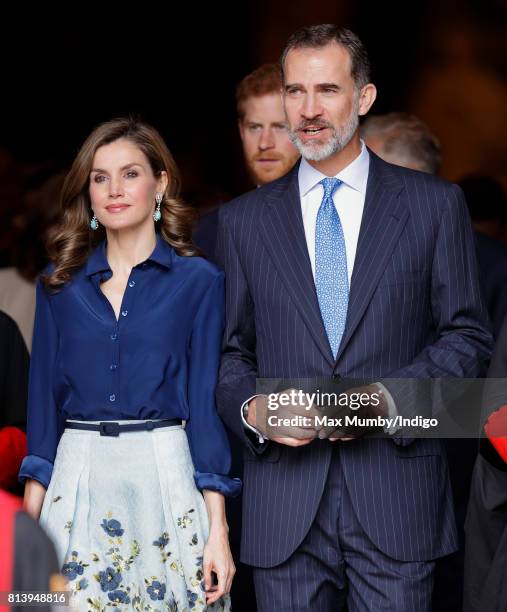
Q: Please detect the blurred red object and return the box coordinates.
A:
[0,489,22,592]
[484,405,507,464]
[0,426,27,490]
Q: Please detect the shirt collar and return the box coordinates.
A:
[86,232,174,277]
[298,140,370,198]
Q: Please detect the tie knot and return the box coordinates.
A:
[320,177,342,199]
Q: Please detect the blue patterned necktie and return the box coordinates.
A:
[315,177,349,359]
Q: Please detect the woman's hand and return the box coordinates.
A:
[203,525,236,605]
[23,478,46,520]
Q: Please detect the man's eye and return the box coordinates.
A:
[248,125,262,132]
[287,88,302,96]
[274,124,288,132]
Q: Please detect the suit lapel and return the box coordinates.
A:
[259,164,335,367]
[335,152,409,362]
[258,153,410,368]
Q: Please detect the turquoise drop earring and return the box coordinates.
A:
[90,214,99,230]
[153,193,162,222]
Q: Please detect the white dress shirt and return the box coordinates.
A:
[299,140,369,283]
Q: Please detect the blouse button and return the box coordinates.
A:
[128,280,136,288]
[110,364,118,371]
[109,394,116,402]
[121,310,128,317]
[110,333,118,341]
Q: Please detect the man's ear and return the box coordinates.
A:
[358,83,377,117]
[238,119,245,143]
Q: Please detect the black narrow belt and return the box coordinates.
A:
[65,419,182,437]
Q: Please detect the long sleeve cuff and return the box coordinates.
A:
[241,395,269,442]
[18,454,53,489]
[194,471,242,498]
[375,383,398,434]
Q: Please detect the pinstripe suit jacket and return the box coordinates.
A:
[215,150,492,567]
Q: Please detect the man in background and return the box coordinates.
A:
[237,63,300,187]
[361,111,441,174]
[194,64,299,259]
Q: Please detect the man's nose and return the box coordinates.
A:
[301,93,321,119]
[258,128,275,151]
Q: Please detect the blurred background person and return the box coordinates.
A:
[0,488,63,612]
[362,113,507,340]
[464,318,507,612]
[0,171,63,352]
[0,310,28,495]
[361,112,441,173]
[460,175,507,245]
[194,64,300,260]
[459,175,507,338]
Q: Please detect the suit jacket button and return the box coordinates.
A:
[332,373,341,380]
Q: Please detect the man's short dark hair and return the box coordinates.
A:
[360,112,441,174]
[280,24,371,89]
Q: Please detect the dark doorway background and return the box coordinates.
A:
[1,0,505,204]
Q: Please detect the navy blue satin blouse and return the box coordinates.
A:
[18,234,241,497]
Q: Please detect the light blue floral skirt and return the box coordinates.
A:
[39,421,231,611]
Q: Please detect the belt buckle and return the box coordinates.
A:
[99,421,121,437]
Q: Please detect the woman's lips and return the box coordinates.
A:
[106,204,130,213]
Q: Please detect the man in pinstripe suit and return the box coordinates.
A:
[215,25,493,611]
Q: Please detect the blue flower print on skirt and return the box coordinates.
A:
[146,579,166,601]
[101,518,125,538]
[39,423,230,611]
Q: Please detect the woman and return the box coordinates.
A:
[19,117,241,611]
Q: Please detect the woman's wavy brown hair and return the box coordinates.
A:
[43,116,200,289]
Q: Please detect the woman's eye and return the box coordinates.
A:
[126,170,138,178]
[94,175,106,183]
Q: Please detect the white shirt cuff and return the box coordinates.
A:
[241,394,268,443]
[375,383,399,435]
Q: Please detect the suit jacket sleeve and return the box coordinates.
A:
[215,206,270,456]
[383,184,493,414]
